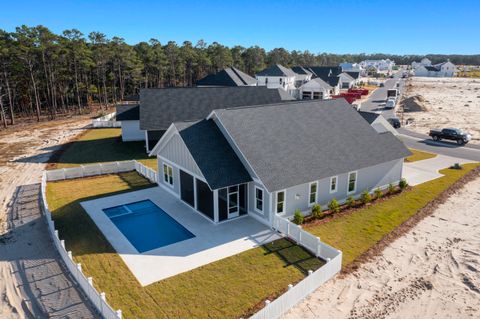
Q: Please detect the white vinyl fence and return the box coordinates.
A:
[250,215,342,319]
[40,160,158,319]
[92,112,121,128]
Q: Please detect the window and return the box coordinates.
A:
[276,190,285,214]
[348,171,357,194]
[302,91,312,100]
[279,78,283,84]
[309,182,317,205]
[330,176,338,193]
[265,78,268,84]
[163,164,173,186]
[255,187,264,213]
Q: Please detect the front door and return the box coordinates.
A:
[227,186,239,218]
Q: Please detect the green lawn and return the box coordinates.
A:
[46,172,323,319]
[304,163,479,266]
[405,148,437,162]
[50,128,157,170]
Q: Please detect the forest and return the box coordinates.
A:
[1,25,480,128]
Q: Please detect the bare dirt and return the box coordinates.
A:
[283,176,480,319]
[0,118,92,318]
[398,77,480,143]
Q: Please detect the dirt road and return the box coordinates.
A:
[0,118,95,318]
[284,177,480,319]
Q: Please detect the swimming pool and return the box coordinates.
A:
[103,200,195,253]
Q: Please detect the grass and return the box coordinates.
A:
[46,172,323,319]
[457,70,480,78]
[405,148,437,162]
[304,163,479,266]
[50,128,157,170]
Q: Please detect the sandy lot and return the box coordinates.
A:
[284,176,480,319]
[399,77,480,144]
[0,118,90,318]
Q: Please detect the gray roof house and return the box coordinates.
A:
[196,67,257,87]
[150,99,410,225]
[255,64,297,93]
[118,86,294,150]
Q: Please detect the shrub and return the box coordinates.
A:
[328,198,340,214]
[346,196,355,208]
[360,190,372,204]
[387,183,395,195]
[311,203,323,219]
[374,187,383,199]
[399,178,408,190]
[293,209,304,225]
[450,163,462,170]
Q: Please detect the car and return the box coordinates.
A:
[379,82,385,87]
[385,98,396,109]
[387,117,401,128]
[429,128,472,145]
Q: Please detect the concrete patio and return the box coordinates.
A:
[402,154,473,186]
[81,187,279,286]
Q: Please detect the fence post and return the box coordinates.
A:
[54,230,59,239]
[67,251,73,260]
[287,222,290,238]
[308,270,313,275]
[288,284,293,290]
[81,165,85,178]
[116,161,120,173]
[116,309,122,319]
[60,240,65,249]
[62,168,66,180]
[298,225,302,243]
[316,237,321,257]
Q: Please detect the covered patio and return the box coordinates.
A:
[81,186,280,286]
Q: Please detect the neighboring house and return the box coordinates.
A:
[358,111,398,135]
[338,72,356,89]
[116,104,142,141]
[255,64,297,93]
[196,67,257,87]
[359,59,395,72]
[299,78,332,100]
[340,62,364,75]
[150,99,410,226]
[411,57,432,68]
[291,66,313,87]
[304,66,342,94]
[414,61,456,77]
[139,86,294,152]
[345,71,361,84]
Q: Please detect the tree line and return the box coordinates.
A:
[1,25,479,128]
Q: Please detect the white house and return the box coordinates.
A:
[340,62,364,74]
[338,72,356,89]
[411,57,432,69]
[291,66,313,87]
[255,64,297,94]
[360,59,395,72]
[299,78,332,100]
[414,61,456,77]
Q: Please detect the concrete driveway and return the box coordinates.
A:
[402,154,473,186]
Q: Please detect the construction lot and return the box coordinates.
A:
[398,77,480,144]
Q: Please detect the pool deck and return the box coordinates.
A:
[81,187,280,286]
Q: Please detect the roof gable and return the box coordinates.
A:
[256,64,297,77]
[196,67,256,86]
[116,104,139,121]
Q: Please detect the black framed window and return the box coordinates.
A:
[180,170,194,207]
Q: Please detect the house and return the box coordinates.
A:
[138,86,294,152]
[196,67,257,87]
[116,104,142,141]
[149,99,411,226]
[340,62,364,74]
[411,57,432,68]
[337,72,356,89]
[304,66,341,94]
[255,64,297,93]
[359,59,395,72]
[291,66,313,87]
[345,71,361,85]
[414,61,456,77]
[358,111,398,135]
[299,78,332,100]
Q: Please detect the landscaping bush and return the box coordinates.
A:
[311,203,323,219]
[374,187,383,199]
[387,183,395,195]
[399,178,408,190]
[360,190,372,204]
[293,209,304,225]
[346,196,355,208]
[328,198,340,214]
[450,163,462,170]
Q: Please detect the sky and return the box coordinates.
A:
[1,0,479,55]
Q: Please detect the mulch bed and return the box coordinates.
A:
[340,166,480,276]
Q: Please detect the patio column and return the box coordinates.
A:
[213,189,219,223]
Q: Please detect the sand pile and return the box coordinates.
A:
[401,95,429,112]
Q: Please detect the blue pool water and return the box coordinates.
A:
[103,200,195,253]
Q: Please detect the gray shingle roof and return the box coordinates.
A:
[256,64,297,77]
[116,104,139,121]
[305,66,342,87]
[139,86,294,130]
[214,99,411,192]
[196,67,256,86]
[345,71,361,79]
[174,119,252,190]
[301,78,332,90]
[358,111,380,124]
[291,66,312,75]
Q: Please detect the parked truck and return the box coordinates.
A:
[429,128,472,145]
[387,89,397,99]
